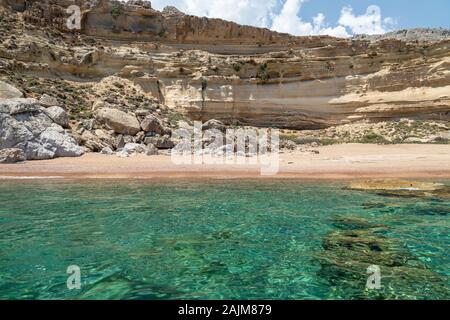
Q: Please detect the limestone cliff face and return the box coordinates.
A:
[1,0,449,130]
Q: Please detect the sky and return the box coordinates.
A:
[141,0,450,37]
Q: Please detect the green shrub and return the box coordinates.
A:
[233,63,241,72]
[358,132,390,144]
[201,77,208,90]
[280,135,339,146]
[257,63,269,81]
[111,4,122,18]
[433,137,450,144]
[319,138,339,146]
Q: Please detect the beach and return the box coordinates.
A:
[1,144,449,180]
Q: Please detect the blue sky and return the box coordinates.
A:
[298,0,450,30]
[146,0,450,37]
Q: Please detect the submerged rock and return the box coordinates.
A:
[331,216,385,230]
[315,215,449,299]
[100,146,114,155]
[361,202,388,210]
[123,143,146,154]
[348,180,446,192]
[347,180,450,199]
[396,203,449,216]
[321,229,411,267]
[38,94,59,107]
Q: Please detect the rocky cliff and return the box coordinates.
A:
[0,0,449,160]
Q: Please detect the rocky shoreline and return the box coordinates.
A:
[0,1,449,164]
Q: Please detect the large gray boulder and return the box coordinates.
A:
[39,94,59,107]
[0,148,26,163]
[140,115,165,135]
[100,146,114,155]
[44,106,69,128]
[202,119,226,133]
[0,98,84,160]
[96,108,141,135]
[144,136,175,149]
[0,81,23,100]
[80,130,106,152]
[123,143,147,154]
[146,144,159,156]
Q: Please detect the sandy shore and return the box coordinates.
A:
[1,144,449,180]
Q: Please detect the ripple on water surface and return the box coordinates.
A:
[0,179,448,299]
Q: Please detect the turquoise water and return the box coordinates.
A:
[0,179,448,300]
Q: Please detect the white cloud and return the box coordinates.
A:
[270,1,393,37]
[125,0,395,37]
[270,0,351,37]
[150,0,277,28]
[312,12,350,37]
[338,5,394,35]
[271,0,314,35]
[318,25,350,38]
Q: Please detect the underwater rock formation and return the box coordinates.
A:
[315,216,449,299]
[0,1,448,131]
[347,180,450,199]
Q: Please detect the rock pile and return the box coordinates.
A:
[0,93,84,160]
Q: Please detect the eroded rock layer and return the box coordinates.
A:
[0,0,449,131]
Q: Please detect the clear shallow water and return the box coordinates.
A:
[0,179,448,300]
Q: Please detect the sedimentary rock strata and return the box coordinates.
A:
[0,0,449,160]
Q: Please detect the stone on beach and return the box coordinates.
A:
[0,80,23,100]
[44,106,69,128]
[96,108,141,135]
[0,98,84,160]
[38,94,59,107]
[144,136,175,149]
[0,148,26,163]
[347,179,450,199]
[140,115,166,135]
[146,144,159,156]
